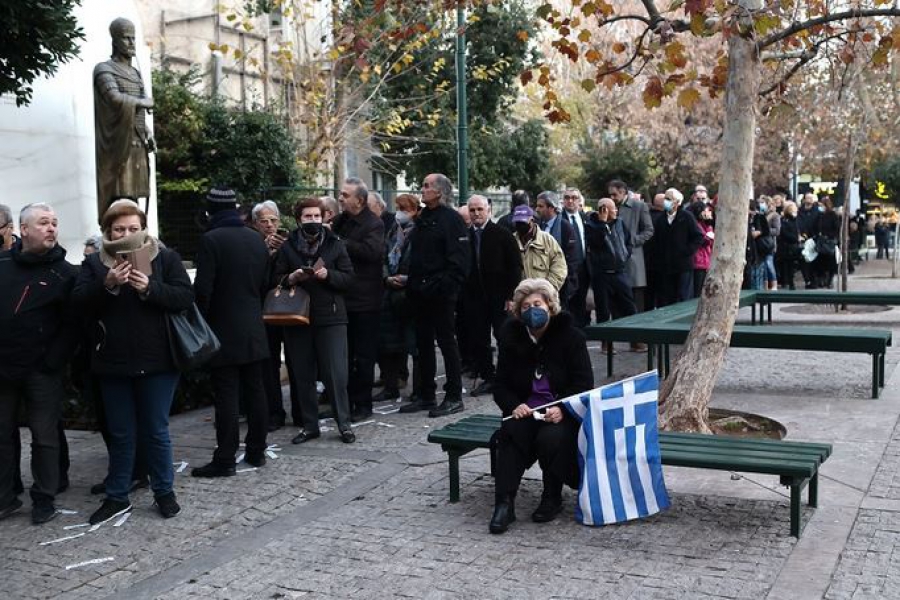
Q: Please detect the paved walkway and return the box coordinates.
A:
[4,256,900,599]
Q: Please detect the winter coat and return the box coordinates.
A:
[693,221,715,271]
[517,229,568,291]
[656,209,705,274]
[616,194,654,287]
[0,243,78,381]
[464,220,523,307]
[332,206,385,313]
[584,216,632,274]
[819,210,841,240]
[194,211,271,367]
[73,246,194,377]
[273,228,354,328]
[797,206,821,239]
[746,213,771,266]
[407,203,470,299]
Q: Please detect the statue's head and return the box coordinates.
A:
[109,18,136,59]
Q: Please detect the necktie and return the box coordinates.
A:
[474,227,483,265]
[570,213,584,260]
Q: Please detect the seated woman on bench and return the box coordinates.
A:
[489,278,593,534]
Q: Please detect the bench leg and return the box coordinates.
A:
[873,354,880,399]
[664,345,671,377]
[809,472,818,508]
[880,353,886,387]
[752,303,756,325]
[657,346,664,377]
[607,345,613,378]
[448,450,461,503]
[767,302,772,325]
[790,483,801,538]
[647,345,655,372]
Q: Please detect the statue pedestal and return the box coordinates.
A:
[0,0,155,260]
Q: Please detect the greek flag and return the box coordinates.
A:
[562,371,670,526]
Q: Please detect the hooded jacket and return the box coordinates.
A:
[0,242,78,381]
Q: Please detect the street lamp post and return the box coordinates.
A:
[455,4,468,206]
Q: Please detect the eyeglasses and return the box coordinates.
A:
[256,217,279,225]
[563,194,577,200]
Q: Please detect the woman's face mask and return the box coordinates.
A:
[521,306,549,330]
[301,222,323,238]
[395,211,413,226]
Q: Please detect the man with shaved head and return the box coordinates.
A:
[584,198,636,330]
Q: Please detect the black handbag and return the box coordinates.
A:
[816,235,837,257]
[166,303,221,371]
[756,234,775,256]
[263,278,311,326]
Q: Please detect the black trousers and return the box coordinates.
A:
[464,292,509,381]
[210,362,268,466]
[283,324,351,433]
[0,371,64,506]
[495,417,579,497]
[347,311,380,413]
[645,268,664,310]
[456,294,474,370]
[591,271,637,323]
[13,421,69,495]
[264,325,300,425]
[568,262,591,328]
[412,293,463,401]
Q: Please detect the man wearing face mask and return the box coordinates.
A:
[192,188,272,478]
[654,188,704,305]
[797,193,821,289]
[512,205,568,293]
[584,198,637,325]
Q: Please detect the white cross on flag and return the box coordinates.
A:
[561,371,670,526]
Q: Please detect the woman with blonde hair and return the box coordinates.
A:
[489,278,593,534]
[73,200,194,525]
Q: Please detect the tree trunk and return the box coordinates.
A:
[658,29,761,433]
[840,133,857,296]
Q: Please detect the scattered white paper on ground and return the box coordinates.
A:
[174,461,188,473]
[65,557,114,570]
[266,449,278,459]
[376,422,396,428]
[63,523,90,530]
[351,420,375,428]
[56,509,78,515]
[113,512,131,527]
[267,444,281,451]
[40,532,85,546]
[374,407,400,415]
[236,467,257,473]
[236,452,245,464]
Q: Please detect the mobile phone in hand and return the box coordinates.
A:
[277,228,289,238]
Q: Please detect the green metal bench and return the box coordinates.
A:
[427,414,832,537]
[756,290,900,324]
[585,294,892,399]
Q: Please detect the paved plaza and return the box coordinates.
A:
[5,258,900,599]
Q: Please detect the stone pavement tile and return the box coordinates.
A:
[156,461,802,600]
[824,508,900,600]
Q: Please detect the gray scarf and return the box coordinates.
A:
[99,230,160,268]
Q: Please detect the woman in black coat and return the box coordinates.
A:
[489,278,594,534]
[815,197,842,288]
[273,198,356,444]
[72,200,194,525]
[777,201,801,289]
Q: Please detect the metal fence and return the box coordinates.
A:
[156,187,512,263]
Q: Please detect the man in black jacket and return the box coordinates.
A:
[333,178,385,421]
[656,188,704,305]
[585,198,637,324]
[561,189,590,327]
[400,173,471,417]
[462,195,522,396]
[192,188,271,478]
[0,203,77,523]
[797,193,821,288]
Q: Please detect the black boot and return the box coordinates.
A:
[532,473,564,523]
[489,492,517,534]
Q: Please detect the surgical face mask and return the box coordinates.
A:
[758,203,767,214]
[301,222,323,238]
[818,206,825,213]
[663,200,673,212]
[395,211,412,226]
[521,306,549,330]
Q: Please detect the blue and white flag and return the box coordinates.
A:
[562,371,670,526]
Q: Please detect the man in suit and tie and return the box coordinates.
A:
[463,195,522,396]
[561,188,590,327]
[535,191,577,309]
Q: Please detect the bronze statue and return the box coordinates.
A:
[93,18,155,219]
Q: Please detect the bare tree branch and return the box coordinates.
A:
[760,50,817,95]
[758,8,900,50]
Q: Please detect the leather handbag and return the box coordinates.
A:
[166,303,221,371]
[263,278,311,326]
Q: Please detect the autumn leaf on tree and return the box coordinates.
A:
[643,76,664,108]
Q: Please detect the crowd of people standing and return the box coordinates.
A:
[0,178,878,529]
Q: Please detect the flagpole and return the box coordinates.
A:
[500,370,659,422]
